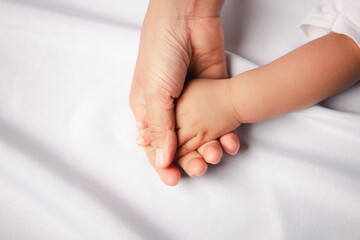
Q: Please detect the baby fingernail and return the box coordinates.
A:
[156,148,164,169]
[232,143,240,155]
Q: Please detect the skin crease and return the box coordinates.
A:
[130,0,240,186]
[131,1,360,186]
[175,32,360,158]
[175,79,240,158]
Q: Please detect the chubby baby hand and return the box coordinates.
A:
[175,78,241,159]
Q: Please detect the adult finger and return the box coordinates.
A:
[143,144,181,186]
[136,129,151,147]
[130,78,153,147]
[145,86,178,170]
[129,78,147,129]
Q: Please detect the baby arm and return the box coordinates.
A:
[175,78,240,158]
[176,32,360,158]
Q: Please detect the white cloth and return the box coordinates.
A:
[301,0,360,48]
[300,0,360,114]
[0,0,360,240]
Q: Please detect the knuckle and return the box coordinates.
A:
[178,142,192,157]
[145,86,175,112]
[145,81,171,101]
[144,67,183,99]
[148,125,175,143]
[148,124,164,142]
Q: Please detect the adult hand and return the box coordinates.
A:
[130,0,240,185]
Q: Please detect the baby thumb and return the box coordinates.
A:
[146,92,177,169]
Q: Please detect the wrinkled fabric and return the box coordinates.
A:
[0,0,359,239]
[301,0,360,48]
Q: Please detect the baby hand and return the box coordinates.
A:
[175,78,241,159]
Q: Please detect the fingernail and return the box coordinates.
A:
[136,136,144,146]
[156,148,164,169]
[234,143,240,155]
[136,121,146,129]
[201,164,208,177]
[232,143,240,155]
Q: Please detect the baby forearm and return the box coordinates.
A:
[229,32,360,124]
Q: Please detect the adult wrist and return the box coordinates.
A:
[148,0,224,18]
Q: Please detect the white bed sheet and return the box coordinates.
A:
[1,0,360,239]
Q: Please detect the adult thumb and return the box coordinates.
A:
[145,88,177,169]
